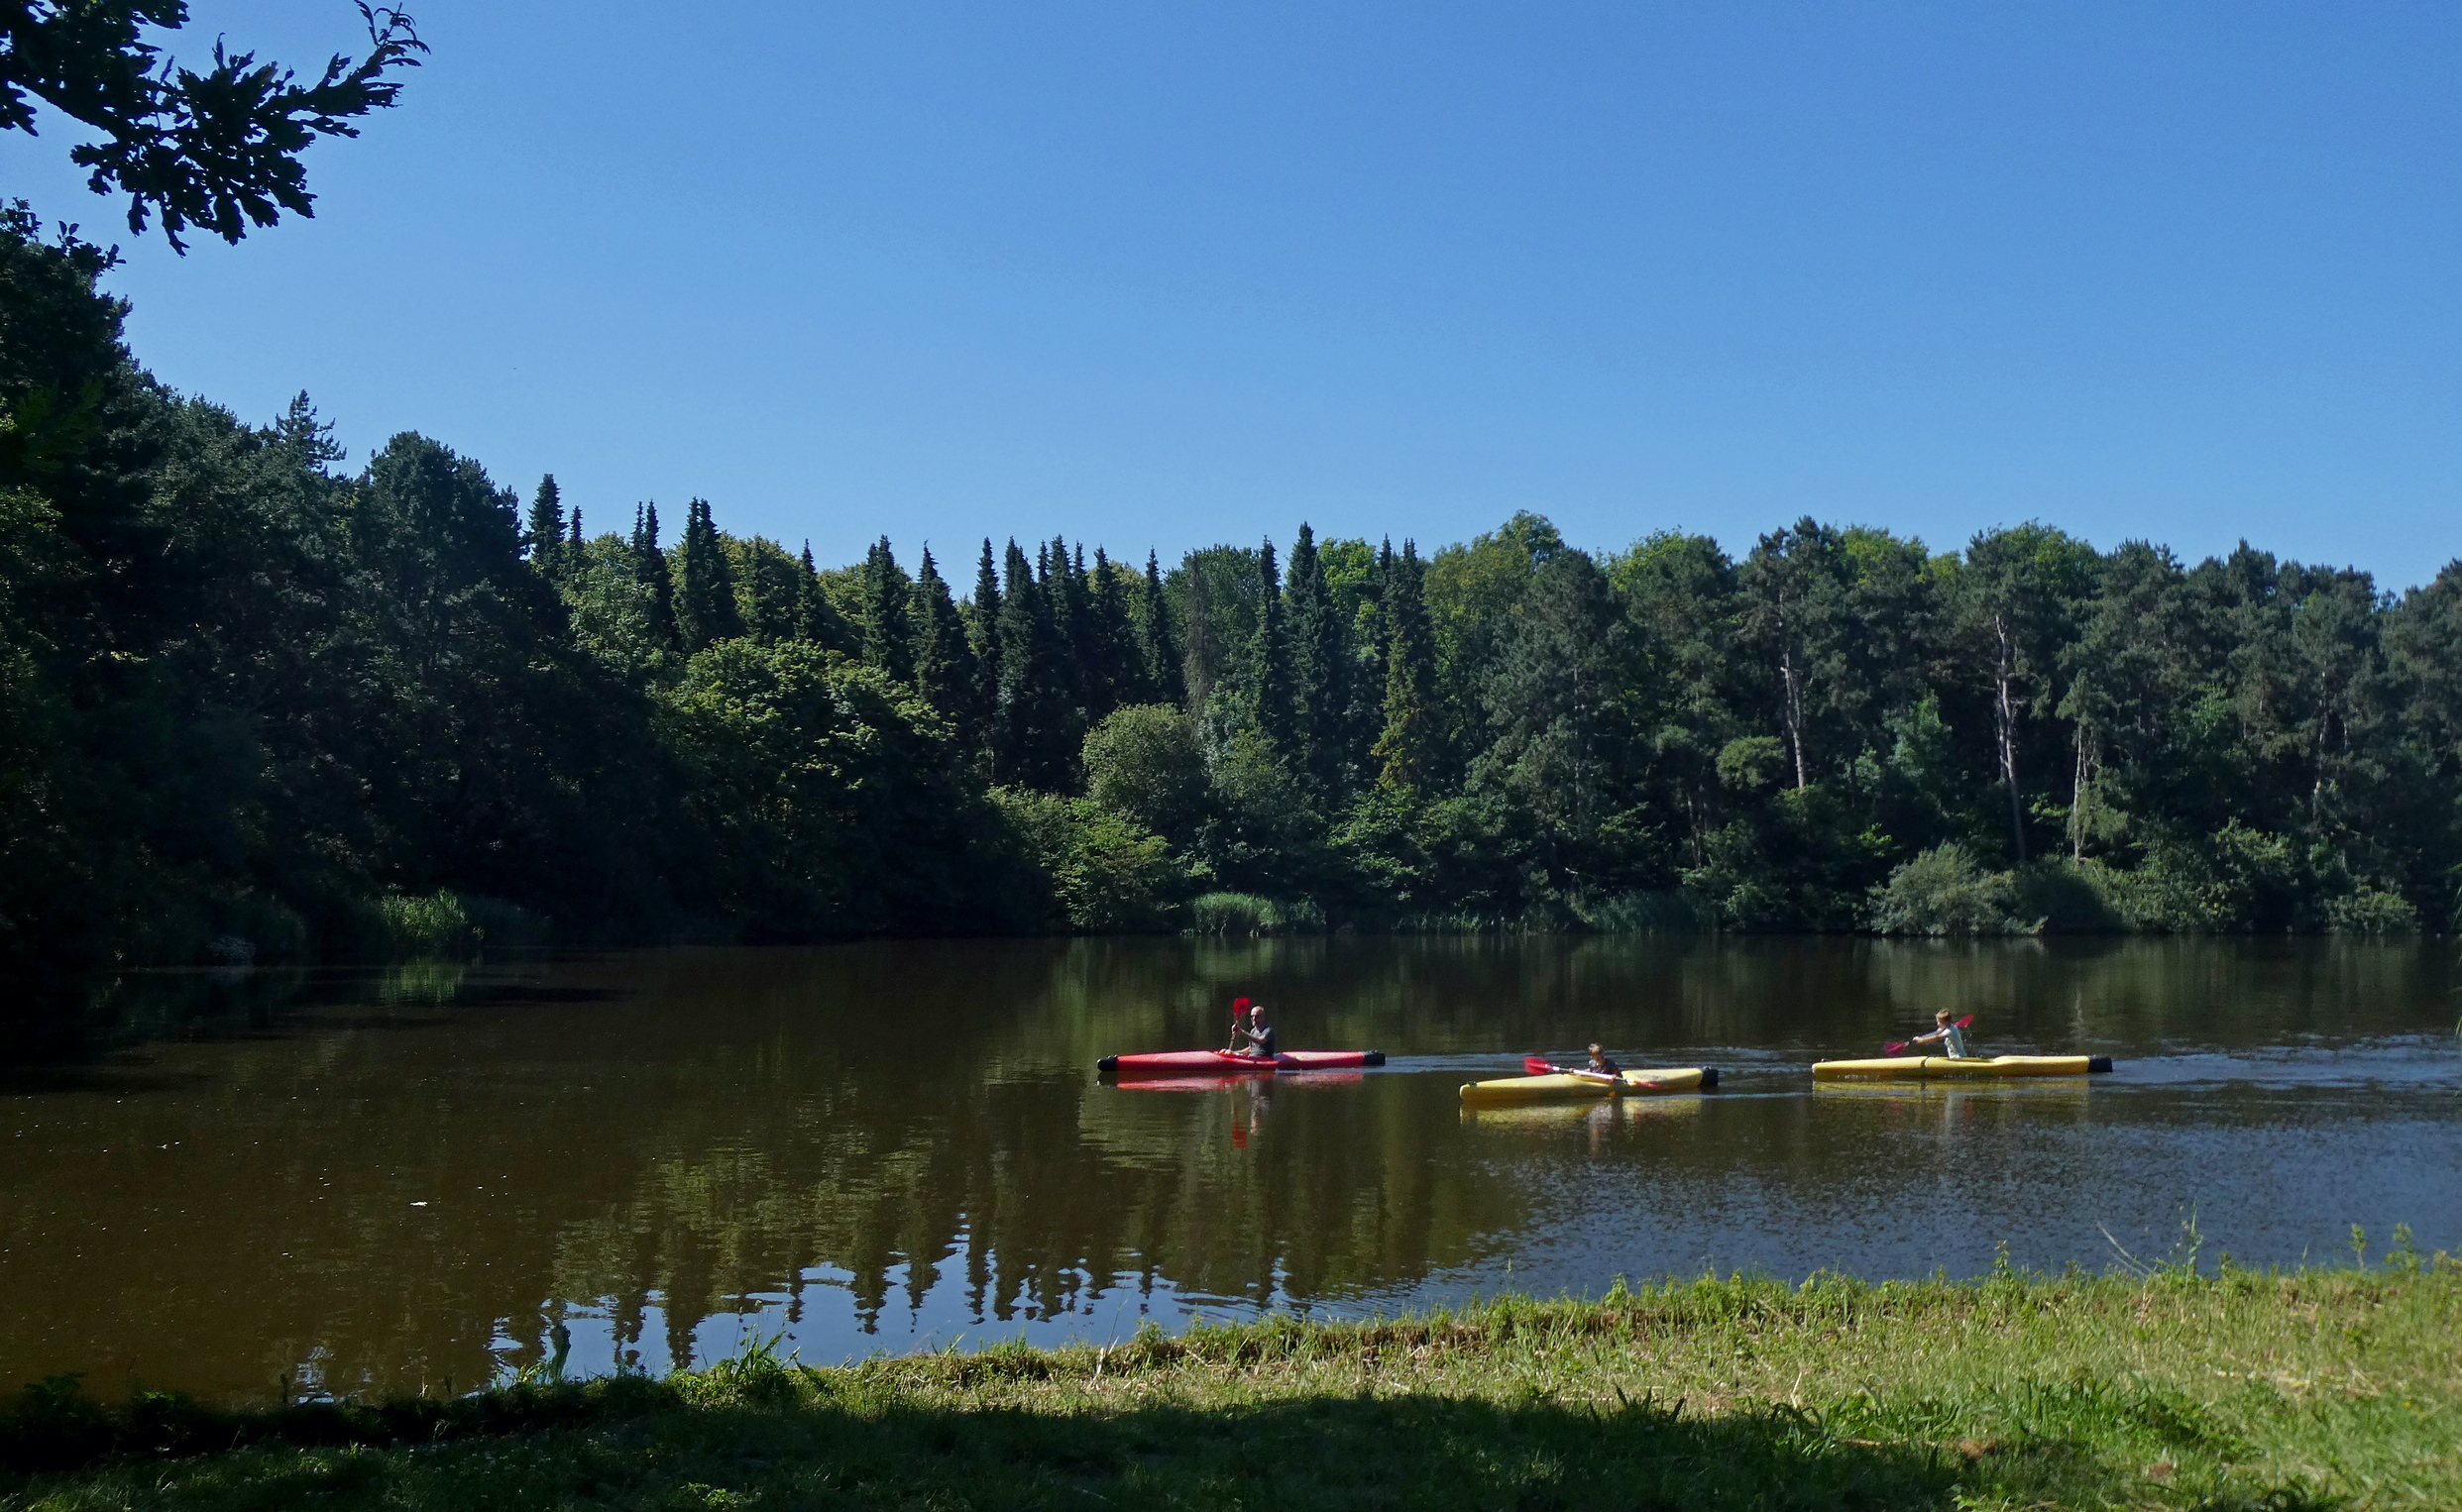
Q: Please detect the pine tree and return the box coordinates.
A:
[1287,522,1350,796]
[998,540,1074,790]
[1246,536,1295,752]
[967,540,1004,753]
[632,502,678,650]
[909,547,977,730]
[524,475,564,574]
[1375,541,1439,795]
[1137,550,1185,709]
[796,541,855,652]
[859,536,916,682]
[672,496,743,653]
[1043,536,1088,723]
[1085,545,1140,714]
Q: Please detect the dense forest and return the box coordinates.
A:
[6,211,2462,1023]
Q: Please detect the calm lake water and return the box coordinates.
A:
[3,936,2456,1403]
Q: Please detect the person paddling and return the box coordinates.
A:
[1581,1042,1623,1090]
[1238,1003,1279,1060]
[1908,1010,1971,1058]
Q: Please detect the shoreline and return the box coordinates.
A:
[6,1261,2455,1509]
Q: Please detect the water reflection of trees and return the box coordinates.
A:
[16,936,2449,1402]
[528,940,1531,1378]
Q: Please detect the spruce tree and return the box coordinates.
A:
[671,496,743,653]
[1137,549,1185,709]
[1085,545,1140,713]
[967,540,1004,755]
[1246,536,1295,753]
[1042,536,1087,723]
[524,475,564,574]
[1374,541,1439,795]
[1287,522,1350,796]
[998,540,1073,790]
[859,536,916,682]
[632,502,678,650]
[909,548,977,730]
[796,541,856,652]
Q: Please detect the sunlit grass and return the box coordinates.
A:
[6,1257,2456,1509]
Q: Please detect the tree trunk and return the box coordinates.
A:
[1993,617,2027,864]
[2070,724,2090,861]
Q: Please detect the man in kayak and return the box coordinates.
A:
[1223,997,1253,1051]
[1237,1004,1279,1060]
[1908,1010,1971,1057]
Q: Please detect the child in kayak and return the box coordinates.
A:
[1583,1043,1623,1082]
[1908,1010,1971,1057]
[1238,1004,1279,1060]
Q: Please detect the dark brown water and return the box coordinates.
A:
[3,936,2455,1404]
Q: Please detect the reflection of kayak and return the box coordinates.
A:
[1812,1054,2113,1080]
[1097,1049,1385,1079]
[1107,1071,1366,1092]
[1458,1067,1718,1104]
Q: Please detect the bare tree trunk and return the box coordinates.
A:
[1993,617,2027,864]
[1779,623,1807,790]
[2070,724,2090,861]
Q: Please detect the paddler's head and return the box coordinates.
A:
[1251,1004,1268,1022]
[1586,1042,1605,1061]
[1935,1010,1952,1026]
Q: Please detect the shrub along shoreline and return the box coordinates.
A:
[6,1257,2454,1510]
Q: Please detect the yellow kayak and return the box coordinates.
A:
[1812,1054,2113,1080]
[1459,1066,1717,1104]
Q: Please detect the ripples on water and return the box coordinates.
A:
[0,936,2453,1401]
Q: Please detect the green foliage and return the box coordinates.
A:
[1187,891,1324,935]
[0,5,427,251]
[987,787,1185,932]
[1868,843,2039,935]
[1081,703,1207,841]
[659,641,990,938]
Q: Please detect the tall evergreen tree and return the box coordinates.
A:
[859,536,916,682]
[631,502,677,651]
[909,547,976,730]
[1245,536,1295,753]
[967,540,1005,758]
[524,474,565,574]
[1287,522,1350,796]
[1137,550,1185,709]
[1375,542,1439,796]
[1084,545,1140,714]
[671,497,743,653]
[997,540,1074,790]
[795,542,855,653]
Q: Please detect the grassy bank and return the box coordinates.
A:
[6,1260,2456,1510]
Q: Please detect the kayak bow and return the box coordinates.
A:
[1459,1066,1718,1104]
[1098,1048,1385,1079]
[1812,1054,2113,1080]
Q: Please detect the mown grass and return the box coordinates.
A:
[5,1257,2456,1510]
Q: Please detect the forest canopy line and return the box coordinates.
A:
[6,215,2462,1029]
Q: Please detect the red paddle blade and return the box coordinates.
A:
[1955,1014,1974,1027]
[1523,1055,1556,1075]
[1882,1040,1909,1055]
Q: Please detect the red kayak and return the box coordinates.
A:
[1097,1049,1386,1079]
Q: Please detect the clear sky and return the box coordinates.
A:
[6,1,2459,587]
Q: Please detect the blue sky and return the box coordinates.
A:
[6,1,2459,586]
